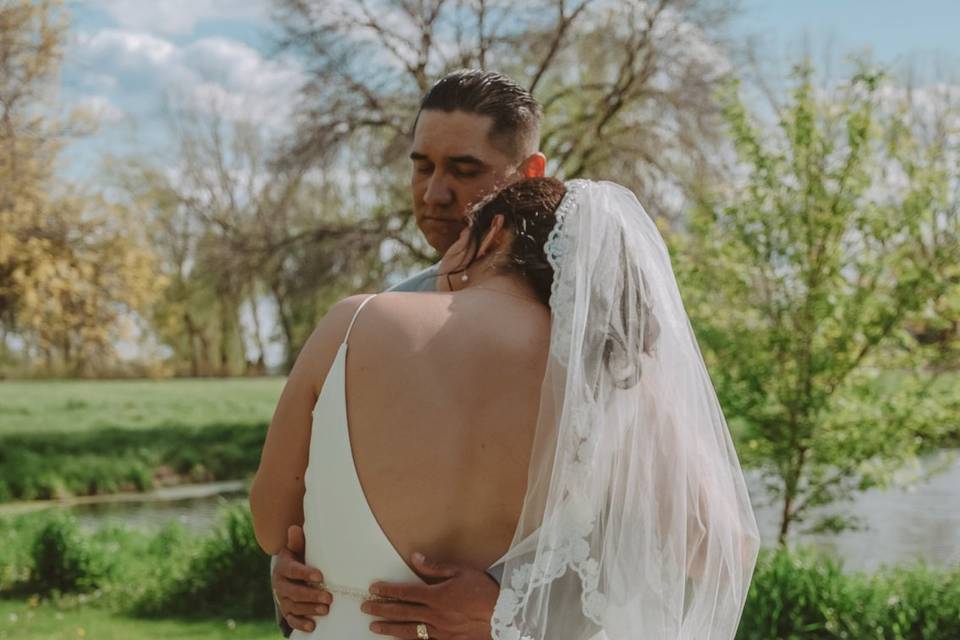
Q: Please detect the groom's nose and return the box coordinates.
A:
[423,172,454,207]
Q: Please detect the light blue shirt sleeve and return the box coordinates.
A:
[386,263,440,292]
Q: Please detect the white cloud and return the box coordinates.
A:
[90,0,268,36]
[183,36,304,101]
[71,28,305,131]
[77,72,118,91]
[76,94,127,124]
[75,29,185,89]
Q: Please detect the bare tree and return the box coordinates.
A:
[272,0,741,232]
[119,103,392,373]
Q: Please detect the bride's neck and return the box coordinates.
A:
[462,271,539,302]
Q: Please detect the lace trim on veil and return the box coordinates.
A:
[491,180,608,640]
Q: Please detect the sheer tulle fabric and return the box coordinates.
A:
[490,180,760,640]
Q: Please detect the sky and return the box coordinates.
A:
[58,0,960,178]
[736,0,960,66]
[57,0,960,367]
[60,0,299,175]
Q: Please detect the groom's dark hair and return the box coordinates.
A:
[414,69,542,160]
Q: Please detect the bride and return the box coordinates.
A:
[250,177,760,639]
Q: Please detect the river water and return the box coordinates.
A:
[747,449,960,572]
[4,453,958,574]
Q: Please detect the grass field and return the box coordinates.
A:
[1,372,955,502]
[0,598,276,640]
[0,378,284,436]
[0,378,285,502]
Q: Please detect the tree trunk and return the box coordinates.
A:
[269,278,297,372]
[62,334,72,371]
[247,281,268,375]
[218,298,232,376]
[778,492,793,546]
[183,310,200,377]
[0,324,8,362]
[196,330,211,377]
[234,298,250,377]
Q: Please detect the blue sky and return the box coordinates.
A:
[59,1,960,178]
[736,0,960,67]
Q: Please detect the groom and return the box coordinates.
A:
[272,69,547,637]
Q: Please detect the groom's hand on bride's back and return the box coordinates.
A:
[362,552,499,640]
[273,524,333,633]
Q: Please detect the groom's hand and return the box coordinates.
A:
[361,552,500,640]
[273,524,333,633]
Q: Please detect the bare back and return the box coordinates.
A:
[338,291,549,575]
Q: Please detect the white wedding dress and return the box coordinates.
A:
[291,294,503,638]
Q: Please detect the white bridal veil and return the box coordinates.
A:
[489,180,761,640]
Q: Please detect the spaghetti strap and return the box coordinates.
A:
[343,294,377,345]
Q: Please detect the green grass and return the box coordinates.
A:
[0,378,284,436]
[0,378,285,502]
[0,598,276,640]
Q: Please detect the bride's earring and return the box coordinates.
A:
[461,272,469,283]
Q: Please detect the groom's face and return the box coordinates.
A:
[410,110,521,254]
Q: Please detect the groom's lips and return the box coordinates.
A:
[421,216,462,224]
[420,216,466,231]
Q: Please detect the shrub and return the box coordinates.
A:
[28,512,114,594]
[737,547,960,640]
[134,503,272,619]
[871,564,960,639]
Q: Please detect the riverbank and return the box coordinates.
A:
[0,480,247,518]
[0,378,282,503]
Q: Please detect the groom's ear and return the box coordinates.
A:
[520,152,546,178]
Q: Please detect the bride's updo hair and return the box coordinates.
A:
[455,177,566,306]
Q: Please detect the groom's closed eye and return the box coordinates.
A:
[410,152,435,176]
[410,152,486,178]
[447,155,486,178]
[451,165,481,178]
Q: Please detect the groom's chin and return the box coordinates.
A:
[418,219,462,254]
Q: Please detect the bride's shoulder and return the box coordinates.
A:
[364,291,451,327]
[329,291,449,339]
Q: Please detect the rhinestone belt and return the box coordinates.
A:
[313,581,402,603]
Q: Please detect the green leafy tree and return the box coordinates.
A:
[672,64,960,542]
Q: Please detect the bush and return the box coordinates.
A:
[0,513,45,591]
[28,512,115,594]
[133,503,272,619]
[871,564,960,639]
[737,547,960,640]
[5,506,956,636]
